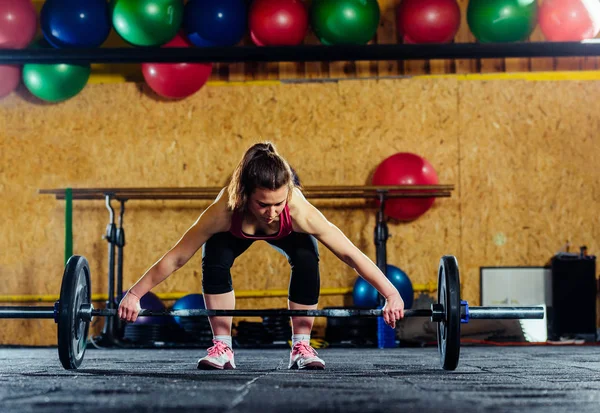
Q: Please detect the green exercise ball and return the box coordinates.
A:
[22,41,90,103]
[467,0,538,43]
[310,0,381,45]
[111,0,184,46]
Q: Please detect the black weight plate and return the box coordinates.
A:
[437,255,461,371]
[58,255,91,370]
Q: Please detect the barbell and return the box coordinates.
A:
[0,255,544,371]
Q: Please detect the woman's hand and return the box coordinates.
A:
[118,291,142,323]
[382,292,405,328]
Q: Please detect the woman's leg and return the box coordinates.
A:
[203,291,235,336]
[268,233,320,336]
[202,232,254,337]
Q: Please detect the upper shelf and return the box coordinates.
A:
[2,43,600,65]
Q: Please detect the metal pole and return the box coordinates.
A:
[0,305,545,320]
[468,307,545,320]
[0,307,55,318]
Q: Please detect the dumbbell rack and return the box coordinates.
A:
[39,185,454,348]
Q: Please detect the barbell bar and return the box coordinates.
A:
[0,306,542,321]
[0,255,544,371]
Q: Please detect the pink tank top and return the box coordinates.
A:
[229,204,293,240]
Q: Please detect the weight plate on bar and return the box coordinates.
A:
[437,255,461,371]
[58,255,91,369]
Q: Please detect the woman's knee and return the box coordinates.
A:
[288,246,320,271]
[201,263,234,294]
[288,266,320,305]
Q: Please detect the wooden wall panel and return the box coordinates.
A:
[1,75,599,345]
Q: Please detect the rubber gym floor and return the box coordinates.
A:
[0,345,598,413]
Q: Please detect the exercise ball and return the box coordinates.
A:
[249,0,308,46]
[353,276,379,308]
[183,0,247,47]
[41,0,111,48]
[372,152,440,221]
[22,40,90,102]
[0,65,21,98]
[397,0,461,44]
[387,265,414,309]
[539,0,600,41]
[310,0,380,45]
[112,0,183,47]
[142,33,212,99]
[172,293,206,325]
[353,265,414,309]
[467,0,538,43]
[0,0,37,49]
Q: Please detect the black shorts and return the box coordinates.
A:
[201,231,320,305]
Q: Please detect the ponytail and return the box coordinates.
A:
[228,142,295,211]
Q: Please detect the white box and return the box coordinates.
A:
[480,266,551,342]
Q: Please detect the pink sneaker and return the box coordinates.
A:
[288,341,325,370]
[197,340,236,370]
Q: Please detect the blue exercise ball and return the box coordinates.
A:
[352,265,414,309]
[183,0,247,47]
[172,293,206,325]
[41,0,111,48]
[387,265,414,309]
[353,276,379,308]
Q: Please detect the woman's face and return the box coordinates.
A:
[248,186,289,224]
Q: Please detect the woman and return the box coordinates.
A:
[118,142,405,370]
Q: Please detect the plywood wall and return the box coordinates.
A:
[1,76,599,345]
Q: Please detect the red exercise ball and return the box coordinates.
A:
[141,33,212,99]
[0,0,38,49]
[372,153,440,221]
[0,65,21,98]
[249,0,308,46]
[539,0,600,41]
[397,0,461,44]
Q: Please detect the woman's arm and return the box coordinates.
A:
[126,188,232,298]
[290,189,405,327]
